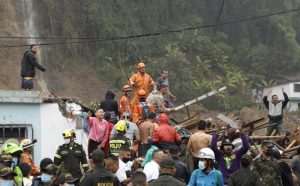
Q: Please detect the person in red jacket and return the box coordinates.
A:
[153,113,181,150]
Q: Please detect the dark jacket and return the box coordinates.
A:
[21,51,46,77]
[278,161,293,186]
[228,167,263,186]
[263,93,289,123]
[54,143,88,179]
[79,165,120,186]
[211,133,250,184]
[171,156,190,184]
[149,173,185,186]
[100,90,119,117]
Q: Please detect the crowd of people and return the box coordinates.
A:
[13,44,300,186]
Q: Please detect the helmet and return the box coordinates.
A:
[195,148,215,159]
[20,139,36,149]
[115,120,127,132]
[62,129,76,138]
[122,85,132,92]
[2,143,23,154]
[136,62,146,69]
[138,89,146,96]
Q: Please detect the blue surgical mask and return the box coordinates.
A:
[12,157,18,166]
[41,173,52,183]
[0,180,14,186]
[198,161,206,170]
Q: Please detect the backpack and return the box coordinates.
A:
[141,102,150,119]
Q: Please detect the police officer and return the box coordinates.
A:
[109,120,131,156]
[0,165,17,186]
[79,149,120,186]
[54,129,88,179]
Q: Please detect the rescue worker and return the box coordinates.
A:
[211,125,250,185]
[20,139,40,176]
[54,129,88,179]
[109,120,131,157]
[2,143,24,186]
[132,89,155,124]
[80,149,119,186]
[147,83,175,114]
[187,120,212,170]
[152,113,181,151]
[138,112,156,157]
[253,141,283,186]
[119,85,132,117]
[228,154,263,186]
[129,62,156,112]
[188,148,224,186]
[100,90,119,124]
[20,45,46,90]
[0,165,17,186]
[149,157,185,186]
[263,88,289,136]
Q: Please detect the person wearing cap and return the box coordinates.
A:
[168,145,190,184]
[129,62,156,112]
[119,85,132,117]
[2,143,24,186]
[54,129,88,179]
[187,120,212,170]
[0,165,17,186]
[290,147,300,185]
[146,83,175,114]
[188,148,224,186]
[20,139,40,176]
[148,157,185,186]
[152,113,181,151]
[211,124,249,185]
[109,120,131,157]
[228,154,263,186]
[53,173,78,186]
[252,141,282,186]
[132,89,155,125]
[79,149,119,186]
[31,157,53,186]
[42,164,59,185]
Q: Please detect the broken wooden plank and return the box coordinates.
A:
[283,145,300,153]
[285,140,297,151]
[217,114,238,128]
[174,86,226,111]
[249,136,285,140]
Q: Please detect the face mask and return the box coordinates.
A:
[0,180,14,186]
[198,161,206,170]
[122,157,131,163]
[41,173,52,183]
[12,157,18,166]
[64,139,71,144]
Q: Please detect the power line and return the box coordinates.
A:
[0,7,300,48]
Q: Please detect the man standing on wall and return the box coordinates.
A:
[263,88,289,136]
[20,45,46,90]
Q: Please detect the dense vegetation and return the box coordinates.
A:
[34,0,300,110]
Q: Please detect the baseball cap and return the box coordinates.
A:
[40,158,53,171]
[91,149,105,161]
[45,164,59,175]
[0,166,16,177]
[55,173,78,184]
[0,153,13,163]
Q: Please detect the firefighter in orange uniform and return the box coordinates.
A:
[129,62,156,112]
[119,85,132,117]
[132,90,155,125]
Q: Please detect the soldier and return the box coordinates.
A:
[0,165,17,186]
[253,141,283,186]
[54,129,88,179]
[149,157,185,186]
[79,149,119,186]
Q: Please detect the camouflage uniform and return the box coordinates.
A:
[253,156,283,186]
[146,90,172,113]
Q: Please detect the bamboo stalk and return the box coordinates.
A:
[285,140,296,151]
[283,145,300,153]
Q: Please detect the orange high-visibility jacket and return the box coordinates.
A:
[132,102,155,124]
[119,94,131,115]
[20,152,40,176]
[129,72,155,96]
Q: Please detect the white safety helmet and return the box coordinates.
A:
[195,148,215,160]
[20,139,36,149]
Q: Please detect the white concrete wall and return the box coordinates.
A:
[263,84,291,100]
[289,102,299,112]
[40,103,88,162]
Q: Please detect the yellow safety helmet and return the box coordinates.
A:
[115,120,127,132]
[62,129,76,139]
[136,62,146,69]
